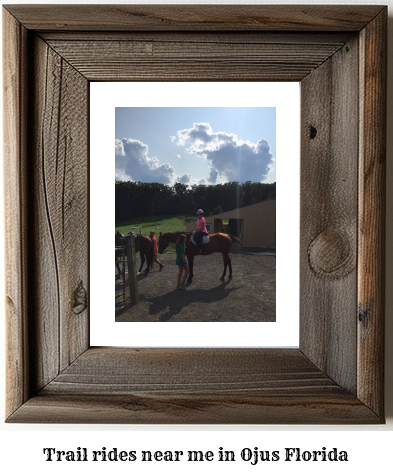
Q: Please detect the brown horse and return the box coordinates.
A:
[115,246,125,279]
[158,231,243,283]
[115,231,154,273]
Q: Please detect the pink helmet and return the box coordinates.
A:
[196,209,204,215]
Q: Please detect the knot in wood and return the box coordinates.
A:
[358,307,370,324]
[73,281,87,315]
[309,125,317,139]
[308,228,354,279]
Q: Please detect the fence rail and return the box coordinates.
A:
[115,234,139,306]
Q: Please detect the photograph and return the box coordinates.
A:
[114,107,276,322]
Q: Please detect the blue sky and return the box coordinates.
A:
[115,107,276,186]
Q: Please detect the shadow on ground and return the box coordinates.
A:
[147,280,240,321]
[115,252,275,322]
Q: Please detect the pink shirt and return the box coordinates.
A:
[197,217,207,233]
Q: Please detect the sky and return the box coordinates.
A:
[115,107,276,186]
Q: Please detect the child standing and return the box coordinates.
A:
[175,234,189,290]
[149,230,164,271]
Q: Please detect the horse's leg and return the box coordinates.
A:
[145,251,150,273]
[149,245,154,272]
[115,259,121,279]
[139,253,145,273]
[220,253,229,281]
[228,256,232,278]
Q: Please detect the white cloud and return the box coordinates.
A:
[115,173,125,182]
[115,138,125,156]
[207,168,218,184]
[177,173,191,184]
[175,122,274,183]
[115,138,177,185]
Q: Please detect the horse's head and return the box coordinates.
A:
[158,232,169,254]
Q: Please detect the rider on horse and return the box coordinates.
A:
[195,209,208,254]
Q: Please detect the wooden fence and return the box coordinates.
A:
[115,234,139,306]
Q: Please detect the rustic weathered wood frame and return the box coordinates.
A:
[3,5,386,424]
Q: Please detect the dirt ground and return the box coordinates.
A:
[115,248,275,323]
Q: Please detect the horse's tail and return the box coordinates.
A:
[228,234,244,247]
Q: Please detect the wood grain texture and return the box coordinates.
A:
[3,5,384,32]
[3,9,30,417]
[45,37,348,82]
[300,36,359,394]
[3,5,386,424]
[9,392,379,425]
[29,36,89,391]
[7,348,379,424]
[358,9,387,417]
[40,31,354,44]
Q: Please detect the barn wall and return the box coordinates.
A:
[186,200,276,247]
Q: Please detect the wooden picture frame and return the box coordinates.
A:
[3,5,386,424]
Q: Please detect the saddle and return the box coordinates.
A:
[190,231,210,247]
[127,231,138,242]
[116,231,138,245]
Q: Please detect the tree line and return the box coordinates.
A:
[115,180,276,224]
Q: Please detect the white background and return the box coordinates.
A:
[90,81,300,347]
[1,0,392,472]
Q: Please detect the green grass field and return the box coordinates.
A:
[116,215,188,235]
[116,216,191,253]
